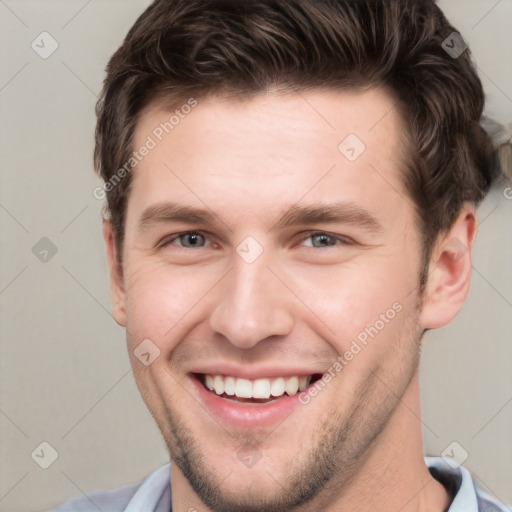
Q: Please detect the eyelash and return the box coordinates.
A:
[158,231,355,250]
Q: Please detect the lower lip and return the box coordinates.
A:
[191,375,306,428]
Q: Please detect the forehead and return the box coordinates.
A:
[127,88,410,228]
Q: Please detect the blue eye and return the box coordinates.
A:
[161,231,208,249]
[180,232,206,248]
[302,232,348,248]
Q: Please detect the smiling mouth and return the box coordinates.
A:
[194,373,323,404]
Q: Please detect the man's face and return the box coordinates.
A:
[115,88,427,511]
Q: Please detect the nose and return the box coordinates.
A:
[209,252,295,350]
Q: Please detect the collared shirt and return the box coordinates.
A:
[47,457,509,512]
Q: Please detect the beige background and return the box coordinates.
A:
[0,1,511,511]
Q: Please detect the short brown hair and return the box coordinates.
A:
[94,0,496,281]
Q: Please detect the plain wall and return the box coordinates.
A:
[0,1,511,511]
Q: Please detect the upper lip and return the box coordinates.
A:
[189,364,324,380]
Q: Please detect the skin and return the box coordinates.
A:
[103,88,477,512]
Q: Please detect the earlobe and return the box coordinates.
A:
[419,206,477,330]
[102,220,128,327]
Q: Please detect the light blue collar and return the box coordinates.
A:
[124,462,171,512]
[425,456,478,511]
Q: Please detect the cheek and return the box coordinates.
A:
[123,262,198,347]
[123,258,229,355]
[289,253,416,344]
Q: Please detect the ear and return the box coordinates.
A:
[419,205,477,329]
[102,220,127,327]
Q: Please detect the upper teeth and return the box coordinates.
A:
[204,374,311,399]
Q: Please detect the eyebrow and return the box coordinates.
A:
[137,201,383,234]
[275,202,383,234]
[138,203,216,231]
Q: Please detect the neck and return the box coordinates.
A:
[171,370,452,512]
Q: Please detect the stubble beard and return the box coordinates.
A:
[158,310,423,512]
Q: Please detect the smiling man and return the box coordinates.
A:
[49,1,506,511]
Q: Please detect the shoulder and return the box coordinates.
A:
[45,463,171,512]
[475,487,510,512]
[46,481,141,511]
